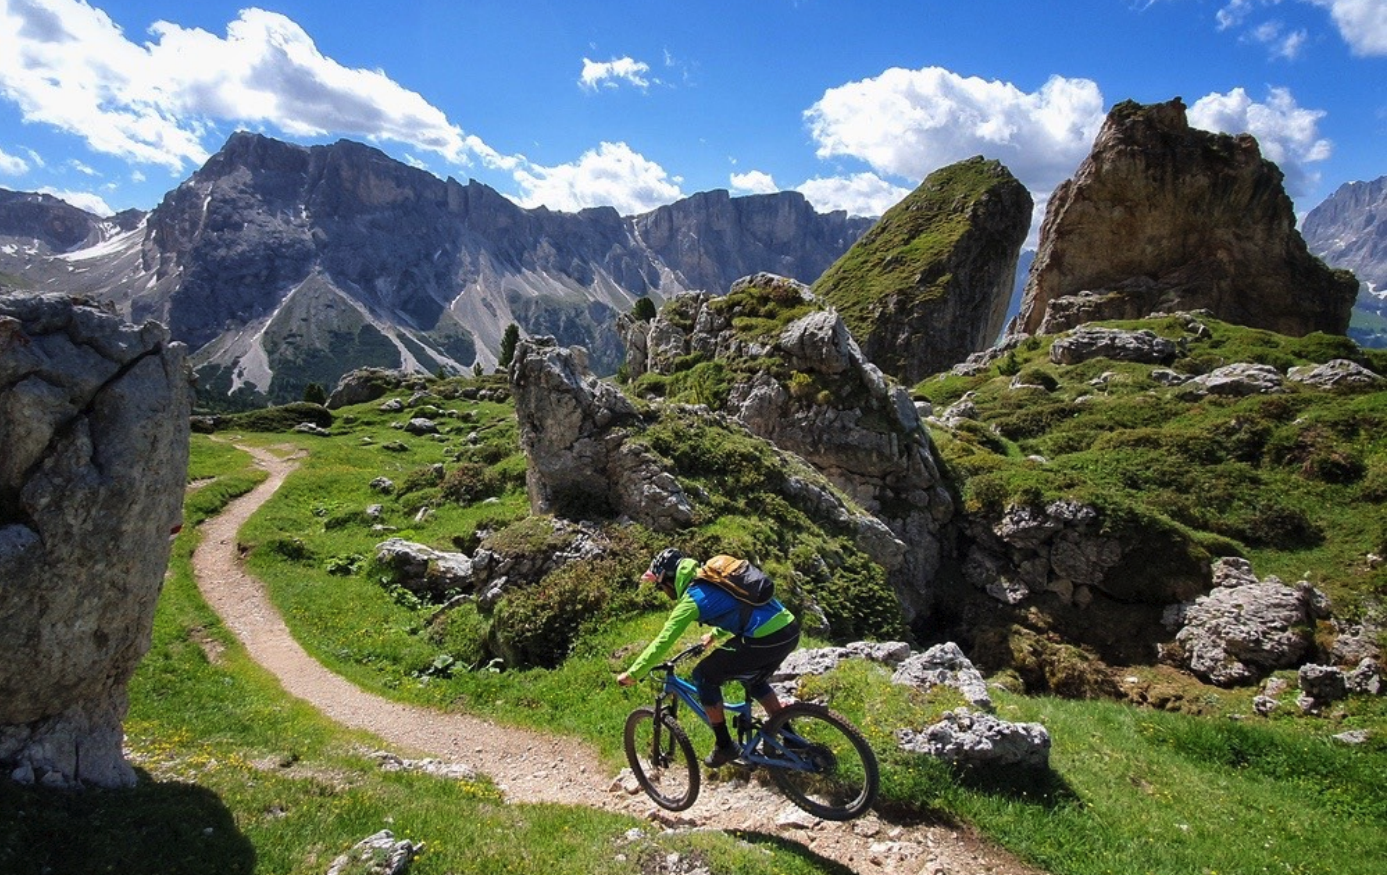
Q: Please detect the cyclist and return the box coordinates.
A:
[616,548,801,767]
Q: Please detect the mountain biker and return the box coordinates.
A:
[616,548,801,768]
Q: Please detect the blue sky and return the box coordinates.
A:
[1,0,1384,240]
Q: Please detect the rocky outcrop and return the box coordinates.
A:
[620,276,954,622]
[1014,99,1359,338]
[1161,558,1329,687]
[508,333,907,632]
[0,292,191,788]
[774,640,1049,769]
[509,337,693,530]
[814,157,1032,383]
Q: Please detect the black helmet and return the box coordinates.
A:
[643,547,683,585]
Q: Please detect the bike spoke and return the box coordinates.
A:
[623,707,700,811]
[764,703,879,821]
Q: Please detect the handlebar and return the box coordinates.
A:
[649,642,706,677]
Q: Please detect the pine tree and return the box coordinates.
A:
[498,323,520,368]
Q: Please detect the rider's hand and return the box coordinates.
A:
[616,672,635,687]
[700,632,716,651]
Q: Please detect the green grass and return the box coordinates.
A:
[194,330,1387,875]
[0,438,838,875]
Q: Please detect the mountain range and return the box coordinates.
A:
[1,133,1383,408]
[1302,175,1387,348]
[0,132,871,407]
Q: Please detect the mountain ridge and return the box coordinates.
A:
[0,132,873,406]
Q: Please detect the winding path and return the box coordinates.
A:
[192,444,1044,875]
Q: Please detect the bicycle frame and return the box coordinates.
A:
[647,644,817,773]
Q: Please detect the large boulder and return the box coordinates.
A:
[1162,558,1330,686]
[1014,98,1359,338]
[509,337,693,530]
[0,292,191,787]
[814,157,1032,383]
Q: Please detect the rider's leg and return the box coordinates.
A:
[693,660,738,763]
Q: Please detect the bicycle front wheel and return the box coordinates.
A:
[623,707,700,811]
[764,702,879,821]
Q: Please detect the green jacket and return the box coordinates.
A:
[625,557,794,680]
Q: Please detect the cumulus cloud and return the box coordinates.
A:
[0,1,513,174]
[796,172,912,218]
[804,67,1105,197]
[1306,0,1387,55]
[579,56,652,91]
[38,186,112,216]
[1188,86,1331,195]
[0,146,28,175]
[729,170,778,195]
[513,141,683,215]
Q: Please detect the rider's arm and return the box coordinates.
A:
[625,594,701,680]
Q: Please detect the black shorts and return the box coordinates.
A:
[691,619,801,706]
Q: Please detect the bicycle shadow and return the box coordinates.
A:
[0,767,256,875]
[725,829,859,875]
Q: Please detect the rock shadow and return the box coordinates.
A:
[0,768,255,874]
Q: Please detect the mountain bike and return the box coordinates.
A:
[622,643,879,820]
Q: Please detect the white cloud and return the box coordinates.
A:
[729,170,778,195]
[1306,0,1387,55]
[796,172,912,218]
[1245,20,1310,58]
[513,141,683,215]
[579,56,651,91]
[69,158,97,176]
[804,67,1105,197]
[0,146,28,175]
[1217,0,1256,30]
[0,2,513,175]
[1188,87,1331,195]
[38,186,112,216]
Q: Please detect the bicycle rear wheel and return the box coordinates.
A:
[623,707,700,811]
[763,702,879,821]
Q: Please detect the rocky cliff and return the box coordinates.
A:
[1014,98,1359,338]
[0,134,873,406]
[0,292,191,787]
[814,157,1032,383]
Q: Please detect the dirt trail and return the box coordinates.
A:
[192,445,1045,875]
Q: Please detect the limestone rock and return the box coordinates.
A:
[1048,326,1180,366]
[0,292,191,788]
[891,643,994,712]
[620,281,957,622]
[1286,359,1384,390]
[897,708,1051,769]
[326,829,421,875]
[1015,98,1358,338]
[1166,559,1327,686]
[1176,363,1285,399]
[814,157,1032,383]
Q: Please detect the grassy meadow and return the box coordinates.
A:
[4,312,1386,875]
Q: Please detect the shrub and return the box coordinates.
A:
[441,463,503,504]
[215,402,334,433]
[398,465,444,496]
[489,530,662,668]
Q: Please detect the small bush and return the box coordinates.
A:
[398,465,444,496]
[441,463,503,504]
